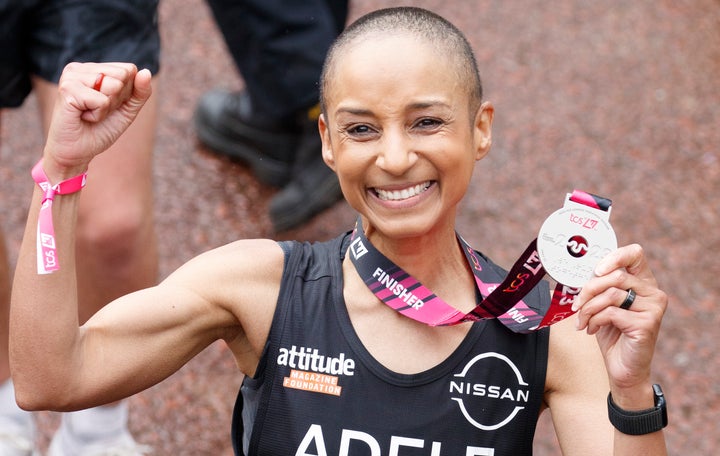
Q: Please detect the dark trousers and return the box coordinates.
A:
[205,0,348,120]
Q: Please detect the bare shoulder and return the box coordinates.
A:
[165,238,285,293]
[163,238,286,365]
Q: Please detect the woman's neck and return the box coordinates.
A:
[361,220,475,306]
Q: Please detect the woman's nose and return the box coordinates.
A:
[375,130,417,175]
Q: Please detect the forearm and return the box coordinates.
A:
[549,318,668,455]
[9,62,154,410]
[10,179,84,410]
[614,429,667,455]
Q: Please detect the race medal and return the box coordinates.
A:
[537,191,617,288]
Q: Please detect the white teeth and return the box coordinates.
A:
[375,182,431,201]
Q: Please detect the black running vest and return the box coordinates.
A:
[232,232,550,455]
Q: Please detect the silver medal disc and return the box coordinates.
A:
[537,195,618,288]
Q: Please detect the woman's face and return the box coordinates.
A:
[320,33,493,241]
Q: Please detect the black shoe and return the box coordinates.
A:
[269,117,343,232]
[194,89,298,187]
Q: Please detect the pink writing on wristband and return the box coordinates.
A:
[31,160,87,274]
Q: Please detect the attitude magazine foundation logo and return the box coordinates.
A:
[278,345,355,396]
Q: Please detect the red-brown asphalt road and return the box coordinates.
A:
[1,0,718,454]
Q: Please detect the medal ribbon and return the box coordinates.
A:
[348,189,610,333]
[568,190,611,211]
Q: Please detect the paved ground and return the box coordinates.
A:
[1,0,718,454]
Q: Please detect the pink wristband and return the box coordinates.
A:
[31,159,87,274]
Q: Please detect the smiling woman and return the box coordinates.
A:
[318,27,492,240]
[9,6,668,456]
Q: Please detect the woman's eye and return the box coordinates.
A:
[347,124,373,135]
[416,118,442,128]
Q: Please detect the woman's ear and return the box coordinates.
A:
[319,113,336,170]
[474,101,494,161]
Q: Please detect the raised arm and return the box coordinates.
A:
[546,243,668,455]
[8,63,283,411]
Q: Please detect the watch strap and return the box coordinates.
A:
[607,384,668,435]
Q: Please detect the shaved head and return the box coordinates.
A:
[320,7,483,115]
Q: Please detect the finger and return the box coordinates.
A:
[92,72,105,91]
[78,69,152,128]
[576,283,667,331]
[90,64,138,106]
[61,62,137,89]
[584,306,648,336]
[71,65,141,122]
[618,288,636,310]
[583,296,664,337]
[595,244,656,283]
[93,63,139,92]
[56,77,112,123]
[131,68,153,104]
[573,266,650,311]
[94,68,152,125]
[575,285,629,329]
[91,74,131,111]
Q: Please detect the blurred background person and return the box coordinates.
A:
[194,0,349,232]
[0,1,160,454]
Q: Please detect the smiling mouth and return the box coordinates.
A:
[374,181,432,201]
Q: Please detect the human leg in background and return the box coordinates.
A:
[0,0,160,454]
[1,5,41,453]
[0,229,36,456]
[195,0,349,231]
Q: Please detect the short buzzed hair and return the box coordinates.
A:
[320,6,483,115]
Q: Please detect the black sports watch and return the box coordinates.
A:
[607,384,668,435]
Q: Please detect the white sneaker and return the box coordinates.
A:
[47,429,151,456]
[0,417,37,456]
